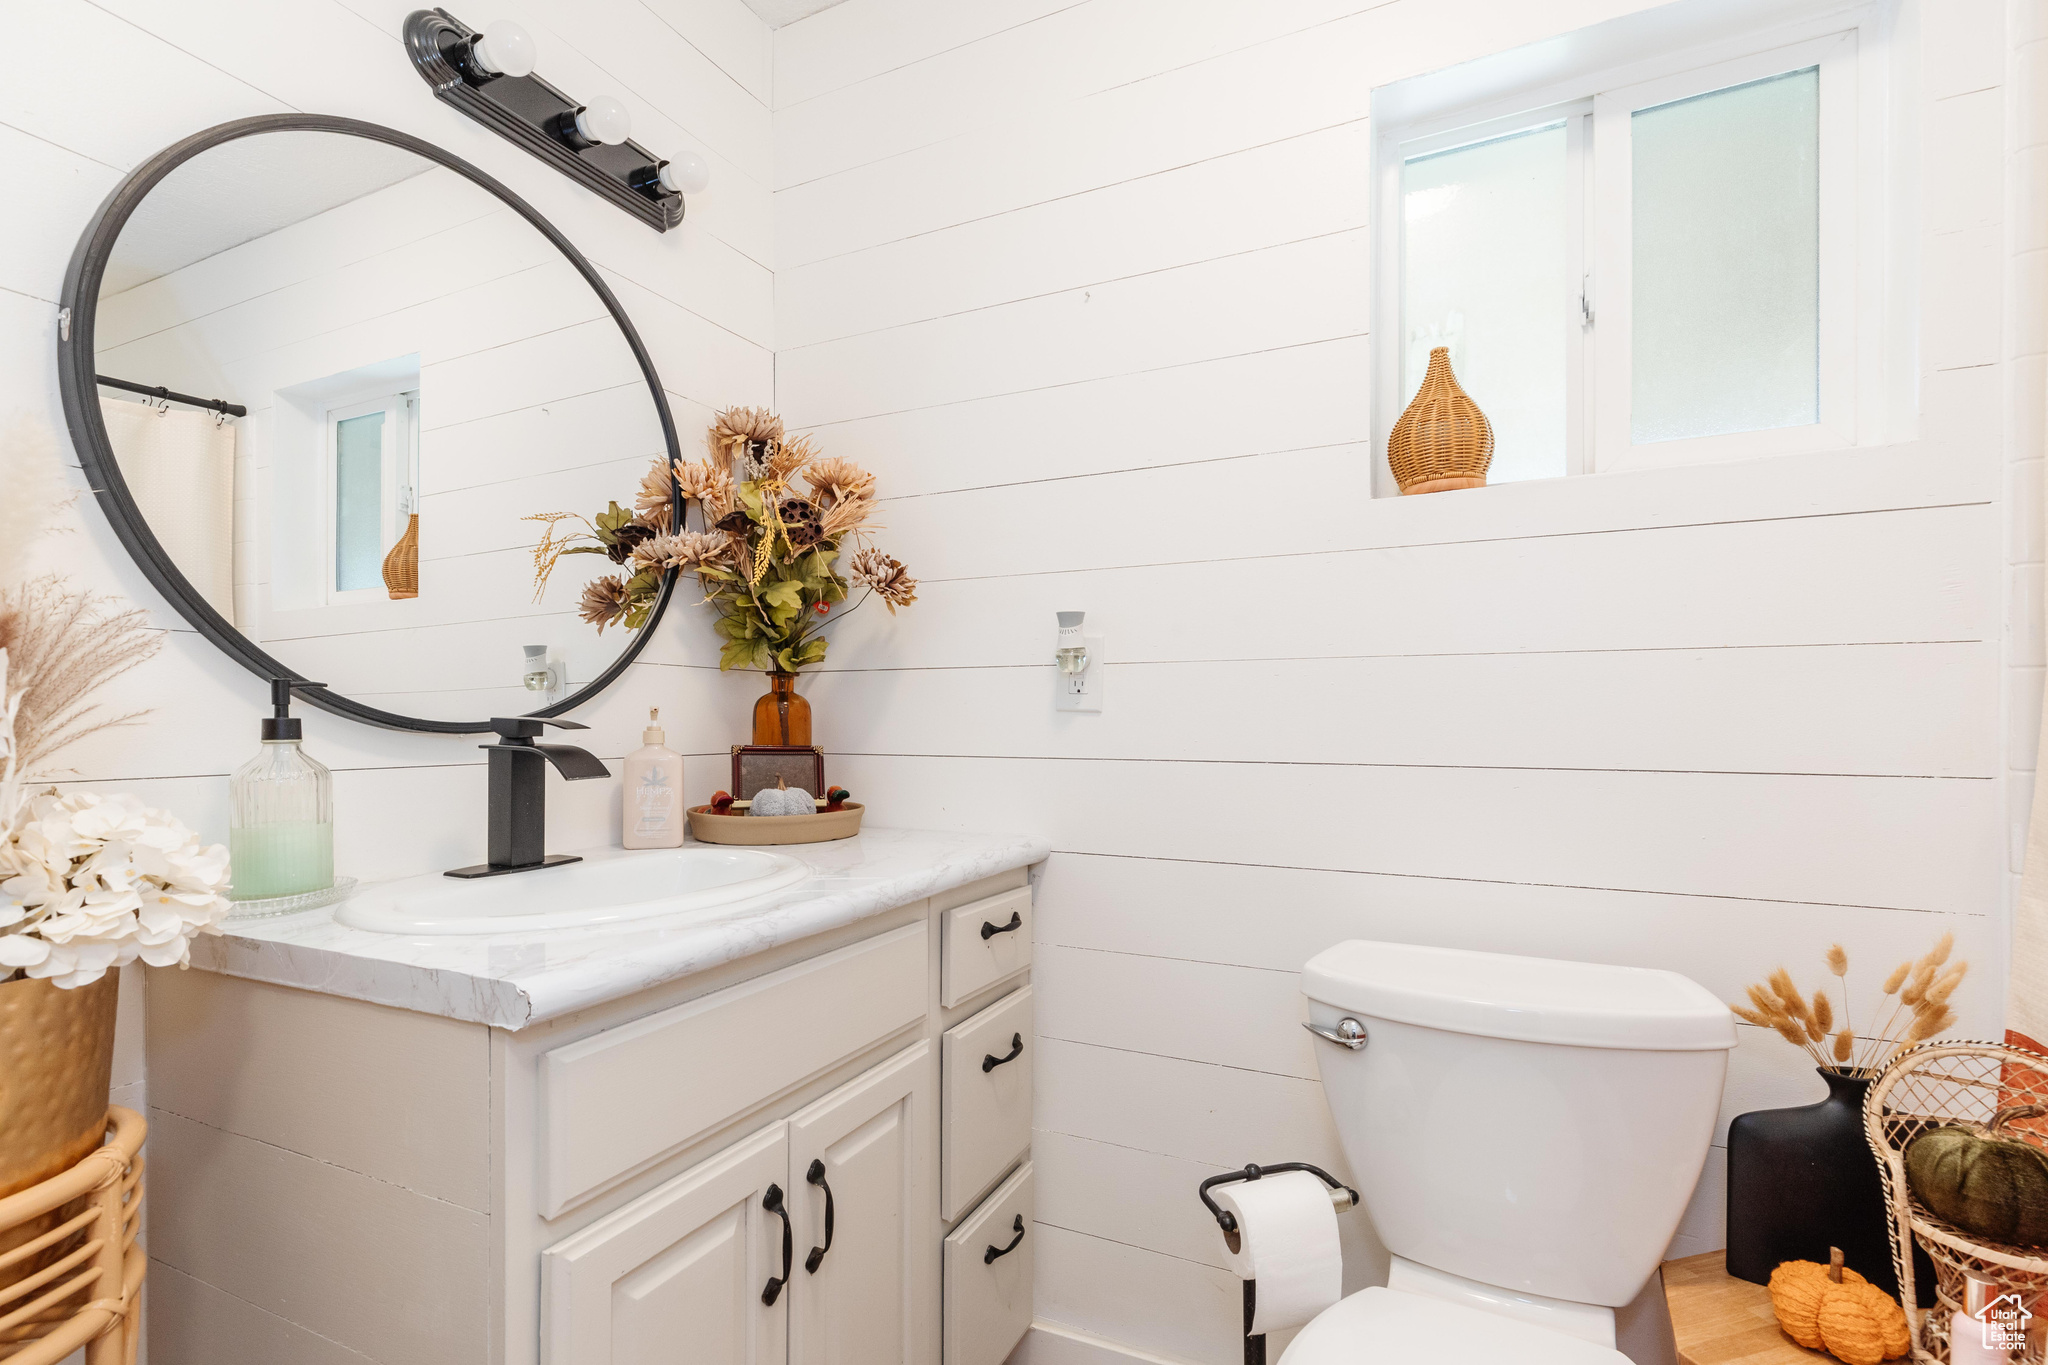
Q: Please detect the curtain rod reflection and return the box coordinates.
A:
[96,375,246,419]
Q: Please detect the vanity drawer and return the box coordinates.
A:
[538,922,927,1217]
[940,986,1031,1221]
[943,1161,1033,1365]
[940,886,1032,1008]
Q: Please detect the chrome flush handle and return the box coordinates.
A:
[1304,1017,1368,1050]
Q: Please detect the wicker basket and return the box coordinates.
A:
[1388,347,1493,495]
[382,513,419,600]
[1865,1040,2048,1362]
[0,1106,144,1365]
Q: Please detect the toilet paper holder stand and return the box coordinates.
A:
[1197,1163,1359,1365]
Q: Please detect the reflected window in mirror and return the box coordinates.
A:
[326,388,419,599]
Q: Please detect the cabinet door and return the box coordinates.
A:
[944,1162,1034,1365]
[541,1121,791,1365]
[788,1041,939,1365]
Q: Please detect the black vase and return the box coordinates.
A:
[1726,1068,1933,1306]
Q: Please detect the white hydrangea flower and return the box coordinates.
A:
[0,789,231,989]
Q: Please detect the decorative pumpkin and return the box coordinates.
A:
[1769,1252,1868,1350]
[1814,1281,1911,1365]
[823,787,851,813]
[1905,1104,2048,1248]
[710,790,736,814]
[1769,1247,1907,1363]
[748,779,815,817]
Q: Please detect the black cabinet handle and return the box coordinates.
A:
[982,1032,1024,1073]
[984,1215,1026,1264]
[804,1158,835,1273]
[762,1184,792,1305]
[980,911,1023,940]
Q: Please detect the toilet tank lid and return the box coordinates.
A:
[1302,941,1737,1051]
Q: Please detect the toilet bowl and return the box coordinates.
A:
[1281,940,1737,1364]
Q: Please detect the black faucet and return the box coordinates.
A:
[445,718,611,879]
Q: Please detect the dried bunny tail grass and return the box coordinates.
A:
[0,414,75,590]
[1881,960,1911,994]
[1730,1004,1772,1027]
[1901,963,1936,1008]
[1811,992,1833,1038]
[1827,944,1849,976]
[1925,963,1969,1007]
[1770,968,1814,1026]
[1905,1003,1956,1045]
[1925,932,1954,969]
[0,574,162,784]
[1833,1029,1856,1062]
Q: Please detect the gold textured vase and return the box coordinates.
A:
[1388,346,1494,494]
[0,972,119,1200]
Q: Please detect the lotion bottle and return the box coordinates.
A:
[622,708,684,848]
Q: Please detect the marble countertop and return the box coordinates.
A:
[190,827,1050,1029]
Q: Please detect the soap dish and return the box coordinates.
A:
[688,803,863,846]
[225,876,359,921]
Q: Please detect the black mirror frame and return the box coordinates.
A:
[57,113,681,735]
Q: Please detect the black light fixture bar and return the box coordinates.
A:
[97,374,247,418]
[402,8,683,232]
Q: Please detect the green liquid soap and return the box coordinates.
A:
[230,821,334,900]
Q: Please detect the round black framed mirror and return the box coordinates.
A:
[57,114,680,734]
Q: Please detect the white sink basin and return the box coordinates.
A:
[333,846,810,936]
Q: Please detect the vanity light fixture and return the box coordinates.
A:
[403,8,709,232]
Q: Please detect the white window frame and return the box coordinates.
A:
[1372,8,1895,493]
[323,390,416,603]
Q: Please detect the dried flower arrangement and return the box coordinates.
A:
[0,416,230,988]
[528,405,916,672]
[1731,935,1968,1078]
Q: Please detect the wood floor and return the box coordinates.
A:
[1665,1252,1832,1365]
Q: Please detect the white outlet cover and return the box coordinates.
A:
[1055,631,1104,712]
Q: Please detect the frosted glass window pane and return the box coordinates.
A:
[1403,123,1569,485]
[334,411,384,592]
[1631,67,1819,444]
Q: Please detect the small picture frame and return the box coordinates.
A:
[731,745,825,803]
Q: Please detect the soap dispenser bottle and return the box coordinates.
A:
[229,680,335,901]
[622,708,684,849]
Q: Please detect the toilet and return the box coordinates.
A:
[1284,940,1738,1364]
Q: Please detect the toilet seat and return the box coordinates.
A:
[1278,1287,1632,1364]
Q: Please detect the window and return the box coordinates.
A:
[325,390,418,600]
[1376,23,1876,489]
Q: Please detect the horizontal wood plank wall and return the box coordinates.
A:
[1,0,775,1358]
[769,2,2022,1362]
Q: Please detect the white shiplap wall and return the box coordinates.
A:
[2,0,773,1353]
[769,2,2032,1362]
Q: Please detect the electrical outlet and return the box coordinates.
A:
[1054,631,1104,712]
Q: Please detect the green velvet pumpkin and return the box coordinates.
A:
[1904,1105,2048,1248]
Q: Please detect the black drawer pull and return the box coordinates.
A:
[982,1033,1024,1073]
[980,911,1023,940]
[804,1158,835,1273]
[762,1184,792,1305]
[984,1215,1026,1264]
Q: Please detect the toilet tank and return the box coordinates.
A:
[1302,941,1735,1308]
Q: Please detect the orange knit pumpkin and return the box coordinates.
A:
[1767,1250,1908,1364]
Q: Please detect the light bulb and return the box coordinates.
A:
[471,20,536,78]
[658,151,711,195]
[573,95,632,146]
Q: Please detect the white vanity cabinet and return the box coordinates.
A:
[144,862,1038,1365]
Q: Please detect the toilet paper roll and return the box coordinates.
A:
[1213,1171,1343,1335]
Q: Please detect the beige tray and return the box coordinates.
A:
[688,802,863,846]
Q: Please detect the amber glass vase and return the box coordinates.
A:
[752,672,812,745]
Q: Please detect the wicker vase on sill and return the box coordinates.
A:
[1389,346,1494,495]
[382,513,420,600]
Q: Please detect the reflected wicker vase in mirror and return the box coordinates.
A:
[382,513,419,600]
[1389,346,1493,494]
